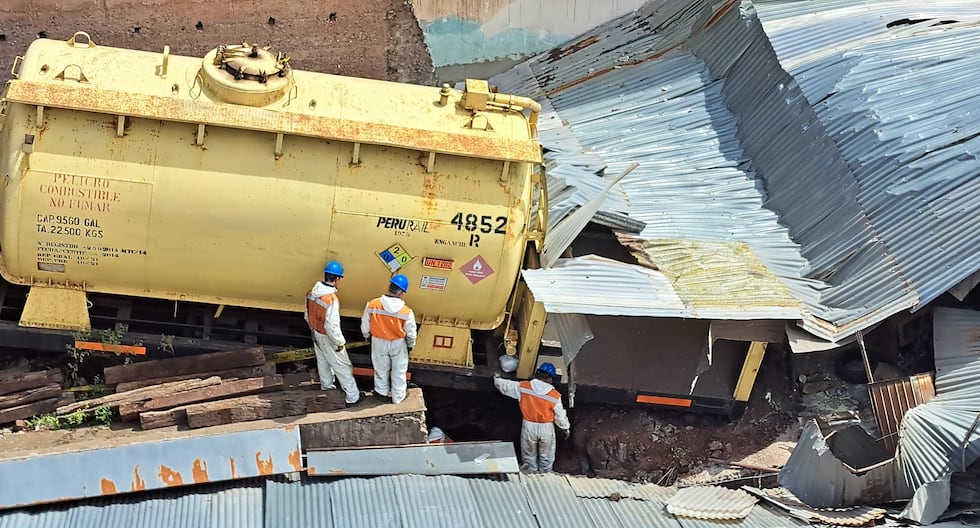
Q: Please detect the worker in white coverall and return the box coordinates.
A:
[304,261,361,407]
[494,363,570,472]
[361,274,417,404]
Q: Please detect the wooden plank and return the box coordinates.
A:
[0,369,64,396]
[103,347,265,385]
[56,377,221,415]
[0,364,30,379]
[0,383,63,410]
[185,390,347,428]
[139,407,191,430]
[115,363,276,392]
[0,393,75,425]
[119,375,283,421]
[281,371,320,390]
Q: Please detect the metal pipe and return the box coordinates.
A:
[488,93,541,135]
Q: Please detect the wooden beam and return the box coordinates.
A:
[0,383,63,409]
[185,390,346,428]
[115,363,276,392]
[119,375,283,421]
[0,394,74,424]
[57,377,221,415]
[139,406,191,430]
[733,341,768,402]
[104,347,265,385]
[0,369,64,396]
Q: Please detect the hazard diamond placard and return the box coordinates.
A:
[460,255,494,284]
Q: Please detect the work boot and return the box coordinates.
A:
[345,392,369,408]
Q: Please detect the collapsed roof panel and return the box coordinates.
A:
[495,0,980,341]
[522,252,802,320]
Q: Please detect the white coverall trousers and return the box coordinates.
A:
[371,337,409,404]
[521,419,557,472]
[311,331,360,404]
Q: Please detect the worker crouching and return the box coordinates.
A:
[361,274,417,404]
[494,363,570,472]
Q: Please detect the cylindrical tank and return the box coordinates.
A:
[0,35,542,329]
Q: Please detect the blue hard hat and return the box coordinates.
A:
[538,362,557,378]
[323,261,344,277]
[390,274,410,292]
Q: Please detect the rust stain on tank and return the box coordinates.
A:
[192,458,210,483]
[229,457,238,479]
[11,82,544,161]
[158,465,184,487]
[100,478,118,495]
[131,466,146,491]
[255,452,274,475]
[422,175,440,215]
[288,448,303,471]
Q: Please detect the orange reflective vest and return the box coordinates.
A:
[365,297,413,340]
[306,291,337,335]
[518,380,562,423]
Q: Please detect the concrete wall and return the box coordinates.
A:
[415,0,647,67]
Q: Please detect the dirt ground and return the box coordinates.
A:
[0,0,435,86]
[424,347,798,483]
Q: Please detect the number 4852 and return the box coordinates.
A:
[451,212,507,234]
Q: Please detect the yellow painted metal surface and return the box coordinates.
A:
[0,35,543,331]
[19,285,91,330]
[410,321,474,368]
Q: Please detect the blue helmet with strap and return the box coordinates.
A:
[390,274,410,292]
[537,362,557,379]
[323,261,344,277]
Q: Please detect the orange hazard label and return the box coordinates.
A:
[422,257,453,270]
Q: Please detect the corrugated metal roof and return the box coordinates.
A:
[778,420,910,508]
[744,486,887,527]
[894,307,980,523]
[496,0,980,341]
[305,442,520,476]
[522,251,802,320]
[0,481,264,528]
[665,486,757,520]
[778,307,980,524]
[1,472,821,527]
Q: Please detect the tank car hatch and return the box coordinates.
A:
[200,42,292,106]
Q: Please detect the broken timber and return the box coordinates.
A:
[103,347,265,385]
[119,375,284,421]
[114,363,276,392]
[185,390,347,428]
[56,376,221,415]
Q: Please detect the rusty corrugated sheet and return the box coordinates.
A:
[744,486,886,527]
[868,373,935,453]
[0,426,301,510]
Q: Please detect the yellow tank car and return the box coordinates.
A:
[0,33,545,368]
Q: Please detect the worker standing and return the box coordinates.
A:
[361,274,417,404]
[305,261,361,407]
[494,363,570,472]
